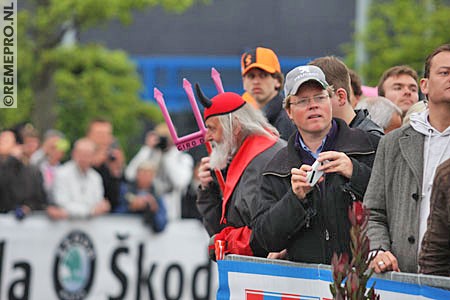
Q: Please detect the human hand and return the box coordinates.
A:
[291,164,320,200]
[317,151,353,179]
[46,205,69,220]
[145,131,160,149]
[267,249,287,260]
[198,156,214,189]
[369,250,400,273]
[92,199,111,216]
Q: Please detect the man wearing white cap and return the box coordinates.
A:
[251,65,380,263]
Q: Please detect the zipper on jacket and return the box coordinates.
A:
[325,229,330,241]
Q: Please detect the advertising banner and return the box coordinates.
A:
[0,214,217,300]
[217,259,450,300]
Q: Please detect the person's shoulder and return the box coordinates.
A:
[262,145,290,176]
[435,158,450,178]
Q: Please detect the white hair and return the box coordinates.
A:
[209,104,279,170]
[356,96,403,130]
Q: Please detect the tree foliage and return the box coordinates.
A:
[344,0,450,86]
[0,0,205,156]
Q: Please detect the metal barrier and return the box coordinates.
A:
[217,254,450,299]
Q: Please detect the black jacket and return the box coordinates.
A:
[0,156,47,212]
[251,118,380,264]
[351,109,384,137]
[263,94,296,141]
[197,138,286,237]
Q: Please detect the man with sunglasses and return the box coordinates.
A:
[250,65,380,263]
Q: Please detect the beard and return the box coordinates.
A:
[209,139,234,170]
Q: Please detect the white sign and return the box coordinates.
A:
[0,214,217,300]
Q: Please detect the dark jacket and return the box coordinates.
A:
[263,94,296,141]
[0,156,47,212]
[350,109,384,137]
[419,158,450,276]
[197,138,286,237]
[251,118,380,264]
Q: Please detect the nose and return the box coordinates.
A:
[403,86,412,95]
[205,130,213,142]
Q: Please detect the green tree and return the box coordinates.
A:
[0,0,204,155]
[344,0,450,86]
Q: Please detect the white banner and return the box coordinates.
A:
[0,214,217,300]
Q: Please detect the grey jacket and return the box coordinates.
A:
[364,125,424,273]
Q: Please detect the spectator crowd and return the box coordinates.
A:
[1,43,449,278]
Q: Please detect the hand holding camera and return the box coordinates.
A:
[306,159,330,186]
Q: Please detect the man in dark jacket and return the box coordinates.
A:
[251,65,380,263]
[241,47,296,140]
[196,89,285,258]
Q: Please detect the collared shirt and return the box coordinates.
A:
[298,134,327,159]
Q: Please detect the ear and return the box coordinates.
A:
[285,107,293,120]
[274,79,281,90]
[420,78,428,95]
[336,88,348,106]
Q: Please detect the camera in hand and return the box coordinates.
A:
[155,136,168,151]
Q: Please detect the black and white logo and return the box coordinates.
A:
[53,230,96,300]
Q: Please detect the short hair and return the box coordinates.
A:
[377,65,418,97]
[137,160,158,172]
[403,100,428,125]
[308,56,351,102]
[424,44,450,78]
[356,96,403,130]
[349,69,363,97]
[272,72,285,91]
[86,117,112,134]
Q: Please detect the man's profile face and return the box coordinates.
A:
[205,116,223,144]
[243,68,280,108]
[420,51,450,105]
[383,74,419,114]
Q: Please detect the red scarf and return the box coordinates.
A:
[221,134,277,223]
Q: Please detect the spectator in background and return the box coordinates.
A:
[251,65,379,263]
[181,161,202,220]
[309,56,384,137]
[377,65,419,116]
[30,129,70,202]
[0,129,47,216]
[30,129,66,166]
[125,123,193,220]
[16,123,40,165]
[419,158,450,276]
[52,138,110,219]
[241,47,296,140]
[118,161,167,232]
[365,44,450,274]
[86,118,125,212]
[356,96,403,134]
[349,69,363,108]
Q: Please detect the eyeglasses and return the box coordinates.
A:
[289,94,330,108]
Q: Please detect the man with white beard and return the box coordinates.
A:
[195,86,286,258]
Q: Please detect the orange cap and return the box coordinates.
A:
[241,47,281,76]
